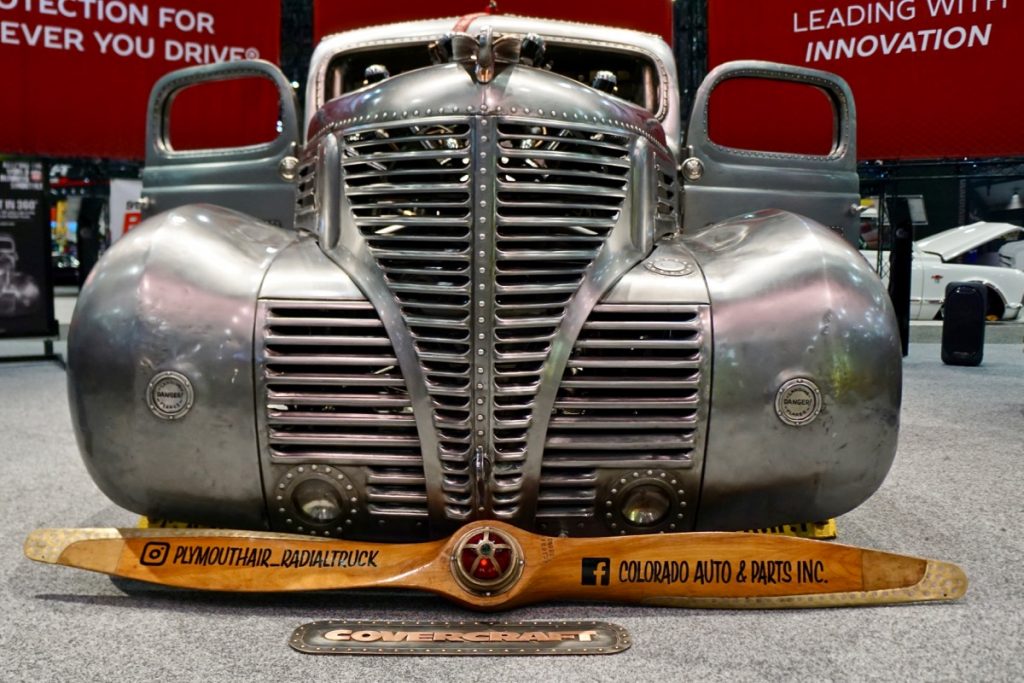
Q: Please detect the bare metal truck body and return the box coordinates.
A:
[69,16,900,540]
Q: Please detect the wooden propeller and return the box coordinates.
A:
[24,521,967,610]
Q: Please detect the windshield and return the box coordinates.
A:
[324,40,661,114]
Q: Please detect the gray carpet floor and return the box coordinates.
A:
[1,343,1022,681]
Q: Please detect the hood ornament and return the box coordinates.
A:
[431,29,545,84]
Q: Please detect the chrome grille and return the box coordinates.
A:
[341,121,475,517]
[491,120,631,515]
[258,300,427,517]
[539,304,707,518]
[335,117,638,521]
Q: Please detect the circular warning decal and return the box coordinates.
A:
[775,378,822,427]
[146,371,194,420]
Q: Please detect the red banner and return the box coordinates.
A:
[0,0,281,160]
[313,0,673,46]
[708,0,1024,160]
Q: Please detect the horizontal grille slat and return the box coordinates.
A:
[541,470,598,486]
[495,249,601,260]
[546,434,695,450]
[497,148,631,167]
[548,416,697,429]
[574,338,696,349]
[267,453,422,466]
[267,316,386,328]
[265,353,400,366]
[268,432,420,446]
[495,283,580,294]
[381,266,470,276]
[543,456,692,468]
[368,250,468,261]
[568,358,703,369]
[554,397,698,409]
[537,488,596,502]
[497,131,629,151]
[558,379,700,390]
[365,488,429,503]
[495,216,617,228]
[265,376,406,388]
[495,183,627,197]
[582,319,698,330]
[347,183,470,196]
[367,470,426,486]
[346,132,470,149]
[384,282,470,295]
[343,149,468,164]
[494,316,564,328]
[345,167,470,181]
[358,217,471,228]
[494,166,628,183]
[267,413,417,427]
[264,335,394,346]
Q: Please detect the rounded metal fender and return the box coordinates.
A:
[684,210,902,530]
[68,205,297,527]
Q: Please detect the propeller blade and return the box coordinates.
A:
[25,522,967,609]
[509,530,968,609]
[24,528,447,594]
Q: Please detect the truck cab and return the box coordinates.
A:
[69,15,901,540]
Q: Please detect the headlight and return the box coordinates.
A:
[621,484,671,527]
[292,479,343,524]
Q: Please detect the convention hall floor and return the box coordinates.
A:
[1,312,1021,679]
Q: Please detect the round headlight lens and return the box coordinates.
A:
[621,485,671,526]
[292,479,342,523]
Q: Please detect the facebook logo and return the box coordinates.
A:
[581,557,610,586]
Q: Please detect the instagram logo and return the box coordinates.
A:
[140,541,170,566]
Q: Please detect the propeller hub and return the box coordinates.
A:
[450,526,524,596]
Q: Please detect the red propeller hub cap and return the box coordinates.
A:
[451,527,523,595]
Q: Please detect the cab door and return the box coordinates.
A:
[681,61,860,244]
[141,59,300,229]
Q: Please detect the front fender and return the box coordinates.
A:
[68,204,296,527]
[685,210,902,529]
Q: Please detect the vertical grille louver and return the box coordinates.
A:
[655,163,678,236]
[341,121,475,517]
[539,304,707,518]
[258,301,427,517]
[490,121,631,516]
[295,157,316,219]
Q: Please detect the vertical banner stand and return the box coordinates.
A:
[0,337,65,369]
[885,197,913,357]
[0,159,62,368]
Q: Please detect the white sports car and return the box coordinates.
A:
[862,222,1024,321]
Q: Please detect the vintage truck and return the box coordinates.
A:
[67,14,901,542]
